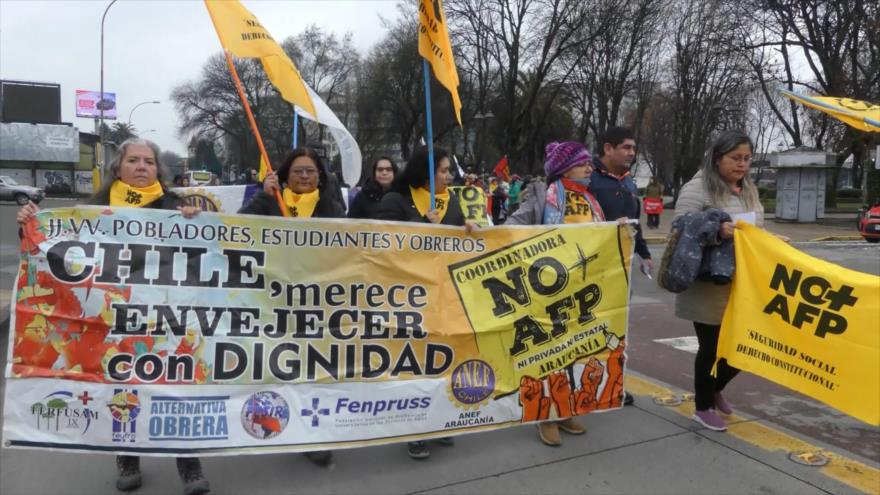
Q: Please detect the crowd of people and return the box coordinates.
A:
[15,125,770,494]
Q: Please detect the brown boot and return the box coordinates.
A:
[537,422,561,446]
[557,418,586,435]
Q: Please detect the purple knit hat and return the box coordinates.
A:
[544,141,591,180]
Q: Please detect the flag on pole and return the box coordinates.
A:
[780,90,880,133]
[493,155,510,182]
[418,0,462,126]
[204,0,317,117]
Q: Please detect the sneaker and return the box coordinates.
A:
[624,392,635,406]
[433,436,455,446]
[115,455,142,492]
[304,451,334,467]
[557,418,586,435]
[408,441,430,459]
[176,457,210,495]
[714,392,733,415]
[693,409,727,431]
[537,422,561,446]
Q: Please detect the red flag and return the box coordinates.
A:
[493,155,510,181]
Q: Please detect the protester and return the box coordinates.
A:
[348,157,398,219]
[375,145,473,459]
[644,176,664,229]
[16,138,208,495]
[491,181,508,224]
[173,174,190,187]
[239,147,345,467]
[673,130,764,432]
[504,141,610,446]
[589,126,648,406]
[239,147,345,220]
[507,174,522,213]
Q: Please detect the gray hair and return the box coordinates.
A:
[92,138,172,203]
[701,130,760,211]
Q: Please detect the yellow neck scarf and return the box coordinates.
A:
[410,186,450,220]
[109,180,164,207]
[282,188,320,218]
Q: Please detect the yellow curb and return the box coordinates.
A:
[808,235,865,241]
[644,236,667,244]
[625,374,879,494]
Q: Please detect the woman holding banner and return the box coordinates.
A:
[673,130,764,432]
[375,146,469,459]
[348,157,398,219]
[505,141,607,446]
[240,147,345,219]
[17,138,209,495]
[239,146,343,467]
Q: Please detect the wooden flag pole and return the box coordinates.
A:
[223,51,289,217]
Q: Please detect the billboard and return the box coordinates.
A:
[1,80,61,124]
[75,90,117,120]
[0,122,79,163]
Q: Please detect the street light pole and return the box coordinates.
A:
[128,100,160,126]
[99,0,118,168]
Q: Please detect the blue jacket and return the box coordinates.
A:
[590,156,650,259]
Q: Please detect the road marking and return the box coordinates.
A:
[625,374,879,494]
[653,336,698,354]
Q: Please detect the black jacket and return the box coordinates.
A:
[348,179,388,219]
[375,188,465,226]
[238,190,345,218]
[590,156,651,259]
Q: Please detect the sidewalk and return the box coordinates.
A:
[642,206,861,243]
[2,372,876,495]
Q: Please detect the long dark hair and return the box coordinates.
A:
[276,147,330,192]
[372,157,398,181]
[702,130,760,211]
[392,146,449,194]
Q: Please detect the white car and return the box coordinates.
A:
[0,176,45,205]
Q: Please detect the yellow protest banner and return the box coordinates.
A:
[418,0,462,125]
[449,185,490,227]
[204,0,316,116]
[780,90,880,132]
[718,223,880,425]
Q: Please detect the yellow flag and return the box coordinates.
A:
[780,90,880,133]
[418,0,462,125]
[258,154,269,182]
[92,143,103,194]
[717,223,880,425]
[204,0,316,117]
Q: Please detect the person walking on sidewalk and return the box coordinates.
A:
[673,130,764,432]
[589,126,649,406]
[506,141,605,446]
[644,176,664,229]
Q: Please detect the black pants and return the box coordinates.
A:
[647,214,660,228]
[693,322,740,411]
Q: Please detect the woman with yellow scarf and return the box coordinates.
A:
[239,147,345,219]
[16,138,207,495]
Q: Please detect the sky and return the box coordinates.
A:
[0,0,399,155]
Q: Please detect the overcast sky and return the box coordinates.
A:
[0,0,398,155]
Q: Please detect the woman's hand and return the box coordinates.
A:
[263,171,280,193]
[720,221,735,240]
[464,220,479,234]
[425,209,441,224]
[617,217,630,226]
[16,201,40,225]
[178,206,202,219]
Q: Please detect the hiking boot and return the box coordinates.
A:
[537,422,561,446]
[304,451,334,467]
[557,418,586,435]
[714,392,733,415]
[116,455,142,492]
[176,457,210,495]
[408,441,430,459]
[433,436,455,446]
[693,409,727,432]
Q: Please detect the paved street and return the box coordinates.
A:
[0,199,878,495]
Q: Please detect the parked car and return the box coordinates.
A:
[0,176,45,205]
[856,201,880,243]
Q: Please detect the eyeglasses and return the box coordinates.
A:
[375,167,394,172]
[725,155,753,164]
[290,168,319,176]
